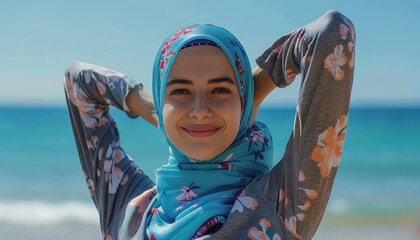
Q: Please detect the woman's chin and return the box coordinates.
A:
[186,153,216,161]
[183,146,224,161]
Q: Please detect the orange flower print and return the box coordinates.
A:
[103,140,126,193]
[83,70,92,84]
[107,166,123,194]
[298,170,306,182]
[231,190,258,213]
[279,189,285,202]
[248,218,281,240]
[87,179,95,197]
[99,116,109,127]
[297,213,305,221]
[284,215,302,239]
[64,75,76,103]
[298,201,311,211]
[295,34,303,49]
[95,67,125,80]
[93,67,126,97]
[341,17,356,42]
[324,44,348,81]
[311,113,348,177]
[121,174,129,185]
[75,86,106,130]
[347,41,355,69]
[339,16,356,69]
[86,136,98,150]
[273,43,284,54]
[127,187,157,237]
[96,75,107,96]
[339,24,349,40]
[298,187,318,199]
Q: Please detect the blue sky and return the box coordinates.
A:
[1,0,419,107]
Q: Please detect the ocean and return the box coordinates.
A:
[0,107,419,239]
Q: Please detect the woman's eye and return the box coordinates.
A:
[212,87,231,94]
[170,89,190,95]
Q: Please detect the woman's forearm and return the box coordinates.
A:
[126,84,158,127]
[250,66,276,126]
[253,66,276,105]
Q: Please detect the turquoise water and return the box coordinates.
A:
[0,107,419,226]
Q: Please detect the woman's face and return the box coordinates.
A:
[163,45,242,161]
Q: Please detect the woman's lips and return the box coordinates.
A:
[183,126,220,137]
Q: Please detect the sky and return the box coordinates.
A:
[1,0,419,108]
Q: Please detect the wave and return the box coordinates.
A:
[1,197,419,229]
[326,198,420,216]
[0,200,98,227]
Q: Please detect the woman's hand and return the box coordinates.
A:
[250,66,276,127]
[126,84,158,127]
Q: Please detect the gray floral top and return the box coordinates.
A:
[64,10,355,240]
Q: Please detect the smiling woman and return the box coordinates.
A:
[146,25,276,239]
[64,9,355,240]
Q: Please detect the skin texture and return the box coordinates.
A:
[163,45,242,161]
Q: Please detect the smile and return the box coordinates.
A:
[183,126,220,138]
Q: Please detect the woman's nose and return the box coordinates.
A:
[188,93,213,120]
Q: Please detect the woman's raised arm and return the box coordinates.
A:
[244,10,355,239]
[64,61,155,237]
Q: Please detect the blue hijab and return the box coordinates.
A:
[147,24,273,239]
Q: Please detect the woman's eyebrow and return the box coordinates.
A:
[208,77,235,85]
[166,79,193,86]
[167,77,235,86]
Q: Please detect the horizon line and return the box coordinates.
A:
[0,104,419,109]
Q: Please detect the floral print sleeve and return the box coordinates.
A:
[64,61,155,239]
[208,10,355,240]
[256,10,355,239]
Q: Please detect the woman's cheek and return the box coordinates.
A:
[162,104,178,128]
[217,99,242,131]
[163,101,185,118]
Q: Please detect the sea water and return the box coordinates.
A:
[0,107,419,236]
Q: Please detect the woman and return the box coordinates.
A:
[64,9,355,240]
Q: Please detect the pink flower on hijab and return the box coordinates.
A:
[176,182,202,203]
[235,52,245,76]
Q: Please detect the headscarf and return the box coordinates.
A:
[147,24,273,240]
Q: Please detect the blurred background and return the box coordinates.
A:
[0,0,419,239]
